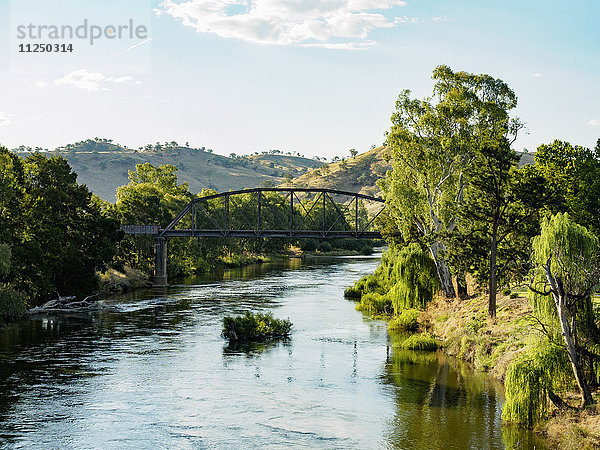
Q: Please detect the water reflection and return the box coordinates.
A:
[0,254,547,448]
[223,339,292,359]
[382,345,548,449]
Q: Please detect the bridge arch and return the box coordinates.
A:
[123,188,386,286]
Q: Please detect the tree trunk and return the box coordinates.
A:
[429,241,456,298]
[488,222,499,317]
[543,262,594,407]
[457,271,468,299]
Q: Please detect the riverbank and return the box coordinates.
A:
[417,291,600,448]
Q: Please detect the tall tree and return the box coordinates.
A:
[447,140,537,316]
[381,65,520,297]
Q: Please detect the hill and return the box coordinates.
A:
[10,139,534,202]
[12,139,323,201]
[282,146,535,196]
[279,146,391,198]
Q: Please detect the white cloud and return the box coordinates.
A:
[156,0,410,48]
[55,69,107,92]
[0,112,11,127]
[113,76,134,83]
[532,73,543,77]
[587,119,600,127]
[54,70,140,92]
[34,81,48,88]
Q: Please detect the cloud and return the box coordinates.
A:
[156,0,410,48]
[55,69,107,92]
[0,112,11,127]
[587,119,600,127]
[532,73,543,77]
[34,81,48,88]
[113,76,134,83]
[54,70,140,92]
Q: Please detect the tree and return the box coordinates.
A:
[349,148,358,158]
[448,139,537,316]
[115,163,196,276]
[15,153,121,300]
[0,147,121,303]
[529,213,600,407]
[530,139,600,238]
[381,65,520,298]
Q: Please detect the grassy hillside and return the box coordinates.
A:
[279,146,391,198]
[10,139,534,202]
[12,139,323,201]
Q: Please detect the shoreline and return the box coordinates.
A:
[413,292,600,448]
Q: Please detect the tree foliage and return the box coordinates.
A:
[529,139,600,238]
[502,341,571,427]
[350,244,439,316]
[381,65,521,298]
[447,141,537,316]
[0,146,120,309]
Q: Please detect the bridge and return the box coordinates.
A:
[122,188,386,286]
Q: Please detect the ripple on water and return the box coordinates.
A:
[0,253,546,449]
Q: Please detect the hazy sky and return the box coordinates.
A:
[0,0,598,158]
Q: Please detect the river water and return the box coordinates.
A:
[0,253,545,449]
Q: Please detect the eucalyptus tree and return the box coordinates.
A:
[0,146,120,304]
[381,65,521,298]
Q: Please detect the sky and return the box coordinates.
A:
[0,0,598,159]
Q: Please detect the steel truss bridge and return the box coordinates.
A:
[122,188,386,286]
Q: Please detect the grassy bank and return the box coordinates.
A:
[417,291,600,448]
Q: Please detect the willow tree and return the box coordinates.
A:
[381,65,520,298]
[388,243,439,313]
[529,213,600,407]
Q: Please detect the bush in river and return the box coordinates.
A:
[222,312,292,342]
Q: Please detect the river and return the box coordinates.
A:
[0,252,545,449]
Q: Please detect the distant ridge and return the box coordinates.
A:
[12,139,324,201]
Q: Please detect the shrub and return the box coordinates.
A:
[343,286,362,299]
[396,333,438,351]
[222,312,292,342]
[388,308,420,332]
[317,241,333,252]
[355,292,393,315]
[344,274,382,299]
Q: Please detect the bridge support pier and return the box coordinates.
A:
[153,237,168,287]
